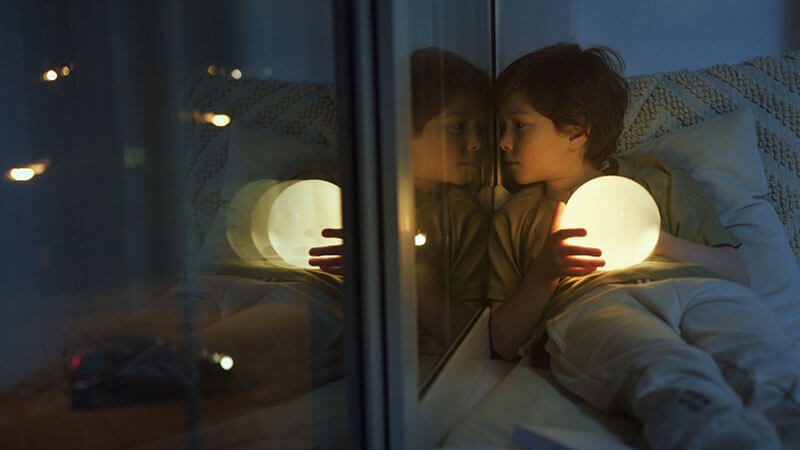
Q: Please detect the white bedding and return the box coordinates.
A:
[442,357,642,449]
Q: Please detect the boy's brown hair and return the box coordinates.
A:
[410,48,489,135]
[495,43,629,165]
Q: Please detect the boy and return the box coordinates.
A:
[490,43,800,449]
[311,48,491,356]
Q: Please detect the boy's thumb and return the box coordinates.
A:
[551,201,566,232]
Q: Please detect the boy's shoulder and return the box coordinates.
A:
[496,183,546,214]
[613,153,690,182]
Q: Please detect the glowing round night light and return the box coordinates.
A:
[251,179,342,268]
[561,175,660,271]
[219,355,234,371]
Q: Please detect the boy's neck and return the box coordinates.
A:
[545,159,604,194]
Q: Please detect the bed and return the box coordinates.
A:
[440,50,800,448]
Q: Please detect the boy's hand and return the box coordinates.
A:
[533,201,605,283]
[308,228,344,275]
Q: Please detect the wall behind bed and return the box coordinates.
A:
[498,0,800,75]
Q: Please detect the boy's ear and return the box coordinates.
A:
[566,125,589,149]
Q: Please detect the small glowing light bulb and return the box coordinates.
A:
[210,114,231,127]
[231,69,242,79]
[9,168,36,181]
[60,66,70,76]
[43,70,58,81]
[207,65,217,75]
[414,232,427,247]
[219,355,234,370]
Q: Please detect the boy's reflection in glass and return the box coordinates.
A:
[310,48,491,375]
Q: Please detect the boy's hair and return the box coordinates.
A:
[495,43,629,165]
[410,48,489,135]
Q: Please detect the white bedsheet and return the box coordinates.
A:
[442,357,642,449]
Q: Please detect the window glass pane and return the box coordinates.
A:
[0,1,348,448]
[407,0,495,388]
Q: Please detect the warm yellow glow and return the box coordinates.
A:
[561,176,660,271]
[210,114,231,127]
[43,70,58,81]
[251,180,342,268]
[231,69,242,79]
[60,66,70,76]
[207,65,217,75]
[219,355,234,371]
[414,232,427,246]
[29,163,47,174]
[9,168,35,181]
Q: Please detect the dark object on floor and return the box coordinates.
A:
[69,335,234,410]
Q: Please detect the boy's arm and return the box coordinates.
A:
[490,202,604,361]
[655,231,750,287]
[490,268,554,361]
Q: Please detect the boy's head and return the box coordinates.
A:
[410,48,489,187]
[495,43,628,167]
[410,48,489,136]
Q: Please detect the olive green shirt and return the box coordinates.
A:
[489,154,741,328]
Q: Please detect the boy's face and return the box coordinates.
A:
[498,92,585,187]
[411,98,484,187]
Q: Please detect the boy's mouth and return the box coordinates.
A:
[506,161,520,168]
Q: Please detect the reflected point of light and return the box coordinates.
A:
[231,69,242,79]
[219,355,234,370]
[9,168,36,181]
[43,70,58,81]
[211,114,231,127]
[414,232,427,247]
[60,66,70,76]
[212,352,221,363]
[207,65,217,75]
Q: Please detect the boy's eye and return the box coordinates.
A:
[447,122,465,132]
[515,121,531,132]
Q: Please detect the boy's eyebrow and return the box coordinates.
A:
[443,110,473,117]
[503,109,536,117]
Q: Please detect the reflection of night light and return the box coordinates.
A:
[60,66,70,76]
[231,69,242,79]
[414,232,427,246]
[210,114,231,127]
[561,176,660,271]
[219,355,234,371]
[207,65,217,75]
[8,161,48,182]
[9,168,35,181]
[43,70,58,81]
[250,180,342,268]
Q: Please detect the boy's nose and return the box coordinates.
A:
[498,131,513,152]
[467,131,481,153]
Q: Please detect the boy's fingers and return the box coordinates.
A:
[563,266,600,276]
[563,246,602,257]
[550,201,566,233]
[309,245,344,256]
[321,228,345,238]
[562,256,605,268]
[309,256,344,266]
[553,228,587,240]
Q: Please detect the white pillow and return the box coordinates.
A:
[627,108,800,340]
